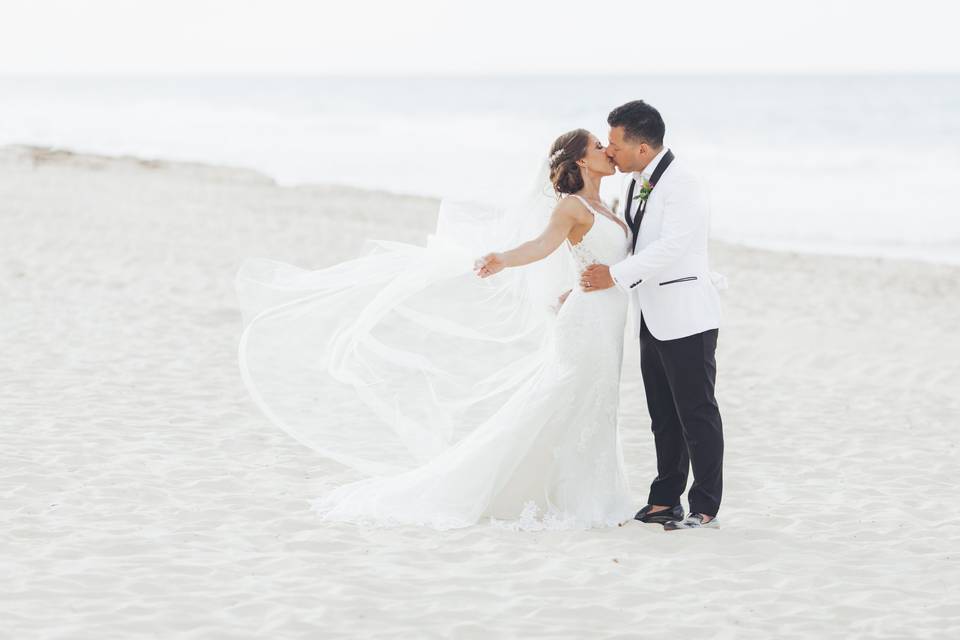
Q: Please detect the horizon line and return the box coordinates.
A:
[1,70,957,78]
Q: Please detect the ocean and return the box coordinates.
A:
[1,74,957,263]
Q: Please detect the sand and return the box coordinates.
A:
[2,145,958,638]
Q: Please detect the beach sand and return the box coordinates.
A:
[3,145,958,638]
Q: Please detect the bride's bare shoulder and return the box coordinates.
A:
[552,194,590,222]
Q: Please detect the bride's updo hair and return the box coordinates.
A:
[547,128,591,196]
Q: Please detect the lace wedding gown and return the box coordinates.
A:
[236,193,635,530]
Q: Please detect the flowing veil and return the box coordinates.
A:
[235,154,578,478]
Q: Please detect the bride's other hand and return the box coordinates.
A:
[580,263,614,291]
[474,252,506,278]
[549,289,572,314]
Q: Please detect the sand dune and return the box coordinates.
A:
[2,145,958,638]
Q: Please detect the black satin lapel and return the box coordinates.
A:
[648,149,674,190]
[630,149,675,254]
[624,178,637,230]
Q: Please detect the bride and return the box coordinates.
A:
[235,128,636,530]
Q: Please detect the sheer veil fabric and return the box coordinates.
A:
[235,156,635,530]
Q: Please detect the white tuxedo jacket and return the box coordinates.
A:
[609,151,723,341]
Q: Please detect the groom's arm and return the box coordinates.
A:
[609,175,707,292]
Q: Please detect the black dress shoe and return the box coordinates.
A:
[663,512,719,530]
[634,504,684,524]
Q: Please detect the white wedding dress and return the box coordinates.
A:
[236,184,636,530]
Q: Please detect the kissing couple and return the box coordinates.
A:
[235,99,726,531]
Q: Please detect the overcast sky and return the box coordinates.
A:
[2,0,957,75]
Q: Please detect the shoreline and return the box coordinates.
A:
[5,143,958,269]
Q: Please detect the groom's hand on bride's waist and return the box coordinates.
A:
[580,264,614,292]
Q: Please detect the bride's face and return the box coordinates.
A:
[579,135,616,177]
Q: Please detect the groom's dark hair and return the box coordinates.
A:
[607,100,665,148]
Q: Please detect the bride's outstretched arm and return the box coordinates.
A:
[474,198,579,278]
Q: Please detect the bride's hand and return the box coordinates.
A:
[474,252,506,278]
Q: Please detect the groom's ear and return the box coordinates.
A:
[631,142,645,163]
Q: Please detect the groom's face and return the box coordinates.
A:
[606,126,651,174]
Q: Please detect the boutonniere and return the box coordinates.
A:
[632,177,652,203]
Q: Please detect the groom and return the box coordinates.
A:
[580,100,724,530]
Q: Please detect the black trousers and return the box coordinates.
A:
[639,316,724,516]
